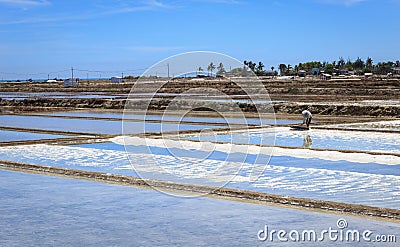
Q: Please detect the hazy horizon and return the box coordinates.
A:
[1,0,399,80]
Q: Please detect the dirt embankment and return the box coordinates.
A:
[0,98,125,109]
[1,79,399,117]
[1,98,399,117]
[1,79,399,97]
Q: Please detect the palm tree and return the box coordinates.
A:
[366,57,373,67]
[217,63,225,76]
[207,62,216,77]
[197,66,203,76]
[338,57,345,69]
[287,64,292,75]
[256,61,264,75]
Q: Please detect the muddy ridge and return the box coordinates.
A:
[1,98,399,117]
[1,78,399,93]
[1,79,399,117]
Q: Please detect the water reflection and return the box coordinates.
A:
[302,134,313,148]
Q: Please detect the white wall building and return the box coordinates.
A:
[111,76,123,83]
[64,78,79,87]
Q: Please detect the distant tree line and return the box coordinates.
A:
[278,57,400,76]
[204,57,400,78]
[129,57,400,79]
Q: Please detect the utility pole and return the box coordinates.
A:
[167,63,170,79]
[71,67,74,81]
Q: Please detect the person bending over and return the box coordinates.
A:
[302,110,312,127]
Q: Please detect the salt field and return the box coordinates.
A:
[0,115,226,134]
[37,110,298,125]
[328,120,400,132]
[2,169,399,246]
[0,137,398,209]
[3,0,400,245]
[0,91,121,100]
[185,127,400,153]
[0,111,399,245]
[0,129,69,142]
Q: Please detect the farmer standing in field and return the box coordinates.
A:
[302,109,312,127]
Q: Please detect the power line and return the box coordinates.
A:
[0,64,171,79]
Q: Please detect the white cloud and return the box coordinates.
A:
[0,0,50,6]
[101,0,175,15]
[187,0,242,4]
[123,46,186,52]
[317,0,367,6]
[0,1,174,25]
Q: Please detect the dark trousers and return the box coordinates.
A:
[305,117,312,127]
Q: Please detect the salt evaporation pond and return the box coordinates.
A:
[328,120,400,132]
[0,115,225,134]
[0,139,398,209]
[185,127,400,153]
[197,98,286,103]
[0,129,69,142]
[37,110,298,125]
[1,169,399,246]
[0,91,119,100]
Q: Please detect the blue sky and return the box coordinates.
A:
[0,0,399,79]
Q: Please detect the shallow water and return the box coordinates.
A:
[0,91,118,100]
[38,111,298,125]
[0,113,399,214]
[0,130,68,142]
[2,169,398,246]
[329,120,400,131]
[186,127,400,153]
[359,100,400,106]
[0,115,225,134]
[198,98,285,103]
[1,141,398,209]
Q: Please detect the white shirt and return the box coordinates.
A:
[302,110,312,118]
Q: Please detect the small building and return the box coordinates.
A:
[298,70,307,77]
[321,74,332,80]
[64,78,79,87]
[262,70,275,76]
[311,68,320,76]
[111,76,123,83]
[348,70,356,76]
[339,69,348,75]
[392,67,400,75]
[364,72,373,78]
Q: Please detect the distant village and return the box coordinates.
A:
[3,57,400,88]
[226,58,400,79]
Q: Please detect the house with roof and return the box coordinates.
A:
[111,76,123,83]
[392,67,400,75]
